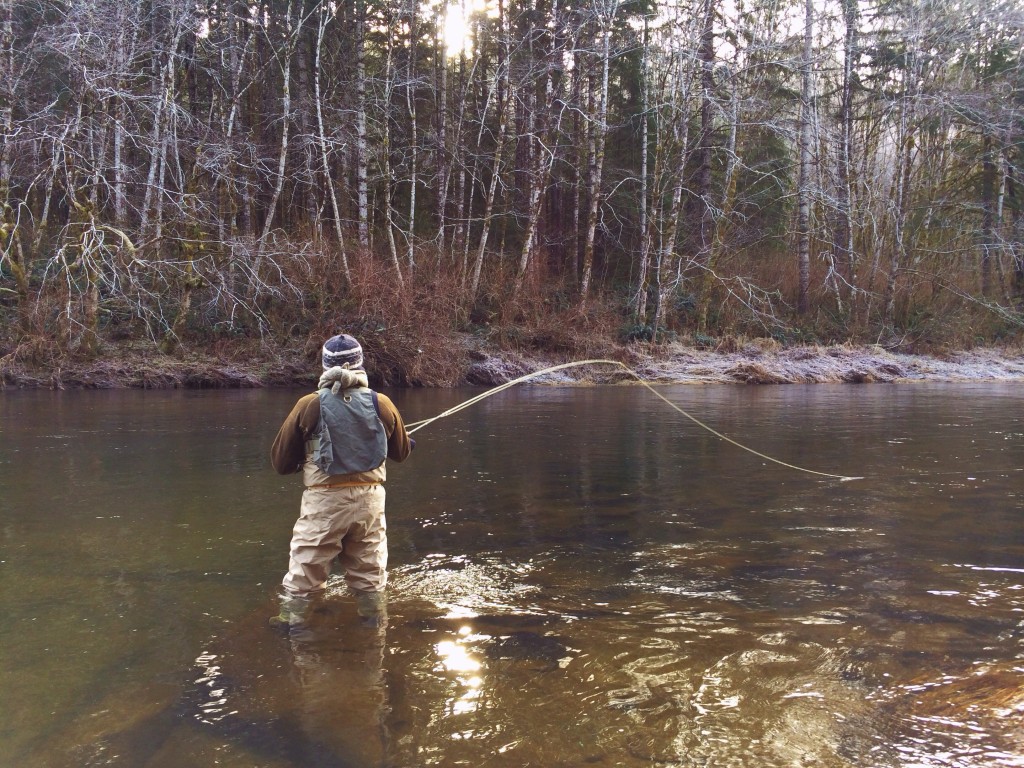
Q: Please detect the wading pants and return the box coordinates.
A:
[282,484,387,597]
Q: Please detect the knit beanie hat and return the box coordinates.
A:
[321,334,364,371]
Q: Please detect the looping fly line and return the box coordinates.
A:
[405,359,863,483]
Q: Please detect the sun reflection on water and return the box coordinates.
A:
[436,627,487,717]
[436,637,481,674]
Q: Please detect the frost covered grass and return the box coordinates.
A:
[3,335,1023,390]
[454,340,1024,388]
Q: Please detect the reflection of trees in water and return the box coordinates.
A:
[24,569,1023,768]
[19,387,1024,767]
[288,607,391,767]
[17,596,392,766]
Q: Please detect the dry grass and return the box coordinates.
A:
[2,237,1021,389]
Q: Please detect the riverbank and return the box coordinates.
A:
[464,341,1024,386]
[2,335,1022,389]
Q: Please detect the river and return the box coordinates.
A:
[1,383,1022,767]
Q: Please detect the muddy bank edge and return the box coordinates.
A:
[2,337,1023,390]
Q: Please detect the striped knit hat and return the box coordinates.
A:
[321,334,364,371]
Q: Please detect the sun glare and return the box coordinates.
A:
[443,5,471,57]
[441,0,495,58]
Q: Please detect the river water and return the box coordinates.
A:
[1,383,1022,767]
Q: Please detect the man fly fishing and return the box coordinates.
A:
[270,333,414,630]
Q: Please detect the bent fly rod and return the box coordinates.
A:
[405,359,862,483]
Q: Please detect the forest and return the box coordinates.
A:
[1,0,1022,384]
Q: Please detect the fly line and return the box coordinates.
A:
[405,359,863,482]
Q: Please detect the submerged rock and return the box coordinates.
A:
[484,630,572,670]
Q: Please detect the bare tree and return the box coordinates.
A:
[2,0,1021,359]
[356,0,370,248]
[513,0,569,297]
[257,1,307,261]
[469,0,512,300]
[796,0,813,315]
[314,3,350,285]
[578,0,618,304]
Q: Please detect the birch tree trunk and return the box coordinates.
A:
[995,147,1009,303]
[139,27,183,241]
[0,0,20,299]
[570,48,583,285]
[435,6,449,251]
[579,1,617,304]
[111,1,137,226]
[654,139,691,337]
[634,12,651,324]
[382,21,404,288]
[405,0,418,274]
[153,95,171,244]
[836,0,858,317]
[469,6,511,301]
[453,50,469,269]
[695,0,715,265]
[220,0,255,304]
[314,5,350,285]
[883,31,921,328]
[296,0,318,232]
[1007,161,1024,305]
[696,76,738,333]
[796,0,813,315]
[468,80,510,300]
[356,0,370,248]
[652,57,695,338]
[258,1,304,253]
[0,0,10,199]
[513,0,565,296]
[981,133,995,297]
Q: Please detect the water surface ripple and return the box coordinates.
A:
[0,384,1021,767]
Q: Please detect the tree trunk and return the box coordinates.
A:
[111,2,137,226]
[0,0,23,304]
[469,3,511,300]
[405,0,418,274]
[296,0,318,232]
[514,1,564,296]
[836,0,857,317]
[453,50,469,270]
[635,12,651,325]
[469,76,510,300]
[796,0,813,315]
[355,0,370,248]
[653,80,693,339]
[883,42,919,328]
[579,1,616,304]
[382,20,404,288]
[570,49,583,285]
[695,77,737,334]
[980,133,995,297]
[258,1,304,254]
[696,0,715,265]
[435,7,449,251]
[139,36,180,240]
[161,183,203,354]
[0,0,10,197]
[153,100,170,244]
[1005,159,1023,306]
[315,5,350,286]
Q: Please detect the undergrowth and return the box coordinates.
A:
[1,243,1022,388]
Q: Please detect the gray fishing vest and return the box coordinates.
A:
[311,387,388,475]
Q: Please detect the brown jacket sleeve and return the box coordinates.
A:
[375,392,413,462]
[271,392,320,474]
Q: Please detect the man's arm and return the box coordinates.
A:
[271,393,319,474]
[375,393,413,462]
